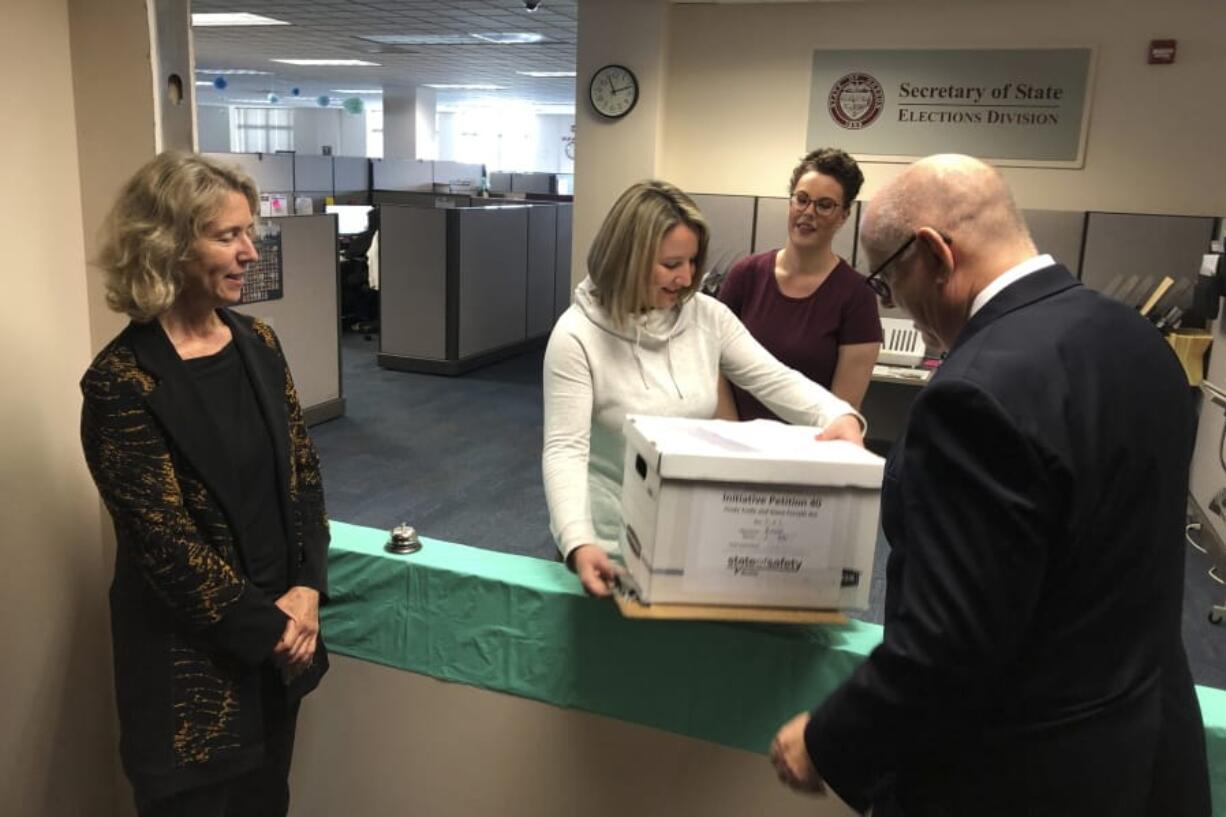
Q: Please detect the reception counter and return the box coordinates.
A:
[290,521,1226,816]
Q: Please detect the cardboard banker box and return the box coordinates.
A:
[619,415,884,610]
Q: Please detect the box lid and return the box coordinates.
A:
[624,415,884,488]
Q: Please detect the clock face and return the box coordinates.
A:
[589,65,638,119]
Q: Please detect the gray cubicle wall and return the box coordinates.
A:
[489,172,513,194]
[234,214,343,425]
[458,208,529,357]
[294,155,333,195]
[1023,209,1086,277]
[690,194,756,277]
[206,152,294,198]
[380,203,568,374]
[1080,212,1217,296]
[380,206,448,361]
[554,203,574,319]
[372,158,433,191]
[294,155,334,214]
[527,206,559,338]
[511,173,555,195]
[433,161,484,191]
[334,157,369,199]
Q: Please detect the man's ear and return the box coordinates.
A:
[916,227,954,283]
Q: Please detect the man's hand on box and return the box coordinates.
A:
[567,544,620,597]
[770,712,827,795]
[817,413,864,447]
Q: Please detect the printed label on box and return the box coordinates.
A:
[684,485,839,594]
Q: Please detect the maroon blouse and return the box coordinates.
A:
[718,250,882,421]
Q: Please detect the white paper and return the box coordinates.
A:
[684,484,841,597]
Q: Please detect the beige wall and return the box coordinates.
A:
[571,0,672,281]
[69,0,160,351]
[572,0,1225,283]
[291,654,857,817]
[0,1,119,814]
[661,0,1226,214]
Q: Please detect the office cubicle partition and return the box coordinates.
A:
[1080,212,1218,297]
[334,156,370,202]
[689,193,757,281]
[690,189,1218,303]
[234,213,343,425]
[554,204,574,320]
[372,158,434,192]
[378,203,572,375]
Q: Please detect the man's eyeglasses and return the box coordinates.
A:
[864,231,953,302]
[790,192,844,217]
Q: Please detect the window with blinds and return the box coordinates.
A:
[230,107,293,153]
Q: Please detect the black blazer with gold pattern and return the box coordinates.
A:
[80,309,329,799]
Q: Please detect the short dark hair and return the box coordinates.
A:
[788,147,864,208]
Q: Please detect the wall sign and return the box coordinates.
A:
[807,48,1094,167]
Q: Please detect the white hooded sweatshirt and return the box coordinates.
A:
[542,277,861,560]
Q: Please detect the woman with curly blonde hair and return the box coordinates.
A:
[542,180,865,596]
[81,151,329,817]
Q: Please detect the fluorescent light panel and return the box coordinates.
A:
[358,32,547,46]
[359,34,475,45]
[197,68,272,75]
[192,12,289,27]
[516,70,576,78]
[272,59,380,66]
[426,84,508,90]
[471,32,546,44]
[332,89,383,94]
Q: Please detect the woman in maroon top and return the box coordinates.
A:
[719,148,881,420]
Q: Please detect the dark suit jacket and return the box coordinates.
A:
[805,265,1210,816]
[80,309,329,800]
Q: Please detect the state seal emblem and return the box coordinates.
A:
[828,73,885,130]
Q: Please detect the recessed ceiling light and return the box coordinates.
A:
[359,34,476,45]
[471,32,547,44]
[195,81,215,87]
[425,84,509,91]
[271,59,380,66]
[516,70,576,78]
[332,89,383,94]
[196,68,273,75]
[192,13,289,27]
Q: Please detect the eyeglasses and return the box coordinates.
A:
[789,192,844,217]
[864,231,953,303]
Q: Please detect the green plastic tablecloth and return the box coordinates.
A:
[322,521,1226,812]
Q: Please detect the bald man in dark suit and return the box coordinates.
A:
[770,154,1210,816]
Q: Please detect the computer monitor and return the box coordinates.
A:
[326,204,373,235]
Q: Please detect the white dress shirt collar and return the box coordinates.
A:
[969,254,1055,318]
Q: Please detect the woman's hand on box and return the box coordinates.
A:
[567,544,620,597]
[816,413,864,447]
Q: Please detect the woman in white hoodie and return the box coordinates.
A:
[543,181,864,596]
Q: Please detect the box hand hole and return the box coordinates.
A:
[635,454,648,480]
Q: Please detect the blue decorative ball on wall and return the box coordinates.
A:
[291,87,301,97]
[212,76,228,90]
[343,97,364,115]
[316,95,331,107]
[267,93,280,104]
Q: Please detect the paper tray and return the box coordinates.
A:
[613,588,847,625]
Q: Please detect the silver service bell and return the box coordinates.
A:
[385,522,422,555]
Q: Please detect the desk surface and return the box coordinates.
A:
[871,363,932,386]
[321,520,1226,814]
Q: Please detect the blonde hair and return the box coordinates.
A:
[586,180,709,325]
[97,151,259,321]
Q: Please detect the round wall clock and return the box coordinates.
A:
[589,64,639,119]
